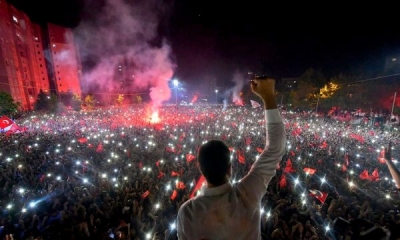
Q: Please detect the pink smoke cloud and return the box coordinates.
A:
[71,0,176,106]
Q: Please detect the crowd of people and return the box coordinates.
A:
[1,104,400,239]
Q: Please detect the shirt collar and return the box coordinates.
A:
[199,182,232,197]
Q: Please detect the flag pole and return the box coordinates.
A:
[315,94,320,113]
[391,92,397,116]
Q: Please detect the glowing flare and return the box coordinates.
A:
[150,111,161,123]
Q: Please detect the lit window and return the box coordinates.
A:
[392,58,397,62]
[13,16,18,23]
[52,44,56,47]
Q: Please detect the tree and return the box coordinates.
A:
[287,90,299,109]
[0,92,19,117]
[293,68,327,109]
[84,95,95,110]
[34,90,60,113]
[319,82,339,99]
[49,93,59,113]
[59,91,73,107]
[116,94,124,106]
[34,89,50,111]
[71,93,82,111]
[298,68,327,89]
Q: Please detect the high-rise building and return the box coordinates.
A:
[47,23,81,95]
[0,0,81,110]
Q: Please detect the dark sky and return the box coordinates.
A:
[8,0,400,82]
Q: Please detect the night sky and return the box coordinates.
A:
[8,0,400,83]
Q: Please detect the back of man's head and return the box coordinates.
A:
[197,140,231,186]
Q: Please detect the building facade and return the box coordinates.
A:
[0,0,81,110]
[47,23,81,95]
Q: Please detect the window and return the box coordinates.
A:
[40,64,42,67]
[20,20,25,29]
[58,77,61,80]
[43,78,45,80]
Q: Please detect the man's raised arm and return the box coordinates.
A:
[240,77,286,200]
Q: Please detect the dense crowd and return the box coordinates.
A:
[1,104,400,240]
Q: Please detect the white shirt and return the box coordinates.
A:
[177,109,286,240]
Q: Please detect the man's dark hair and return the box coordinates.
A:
[197,140,231,186]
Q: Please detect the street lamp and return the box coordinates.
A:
[215,89,218,104]
[173,79,179,108]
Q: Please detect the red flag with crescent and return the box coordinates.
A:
[309,189,328,204]
[0,116,13,130]
[190,175,206,198]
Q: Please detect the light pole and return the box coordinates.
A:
[173,79,179,109]
[215,89,218,104]
[315,94,320,113]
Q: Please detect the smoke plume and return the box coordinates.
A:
[231,71,245,102]
[72,0,175,107]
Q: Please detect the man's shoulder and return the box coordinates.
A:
[178,197,196,212]
[177,198,195,222]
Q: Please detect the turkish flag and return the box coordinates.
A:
[245,137,252,146]
[0,116,13,129]
[284,159,296,173]
[309,189,328,204]
[359,169,370,180]
[176,181,186,189]
[96,143,104,153]
[349,133,365,143]
[190,175,206,198]
[279,174,287,188]
[303,167,316,175]
[141,190,150,199]
[186,154,196,163]
[170,190,178,200]
[179,132,186,142]
[237,150,245,165]
[166,146,175,153]
[171,171,180,177]
[370,168,380,181]
[344,153,349,166]
[378,149,386,164]
[341,164,347,172]
[157,171,165,179]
